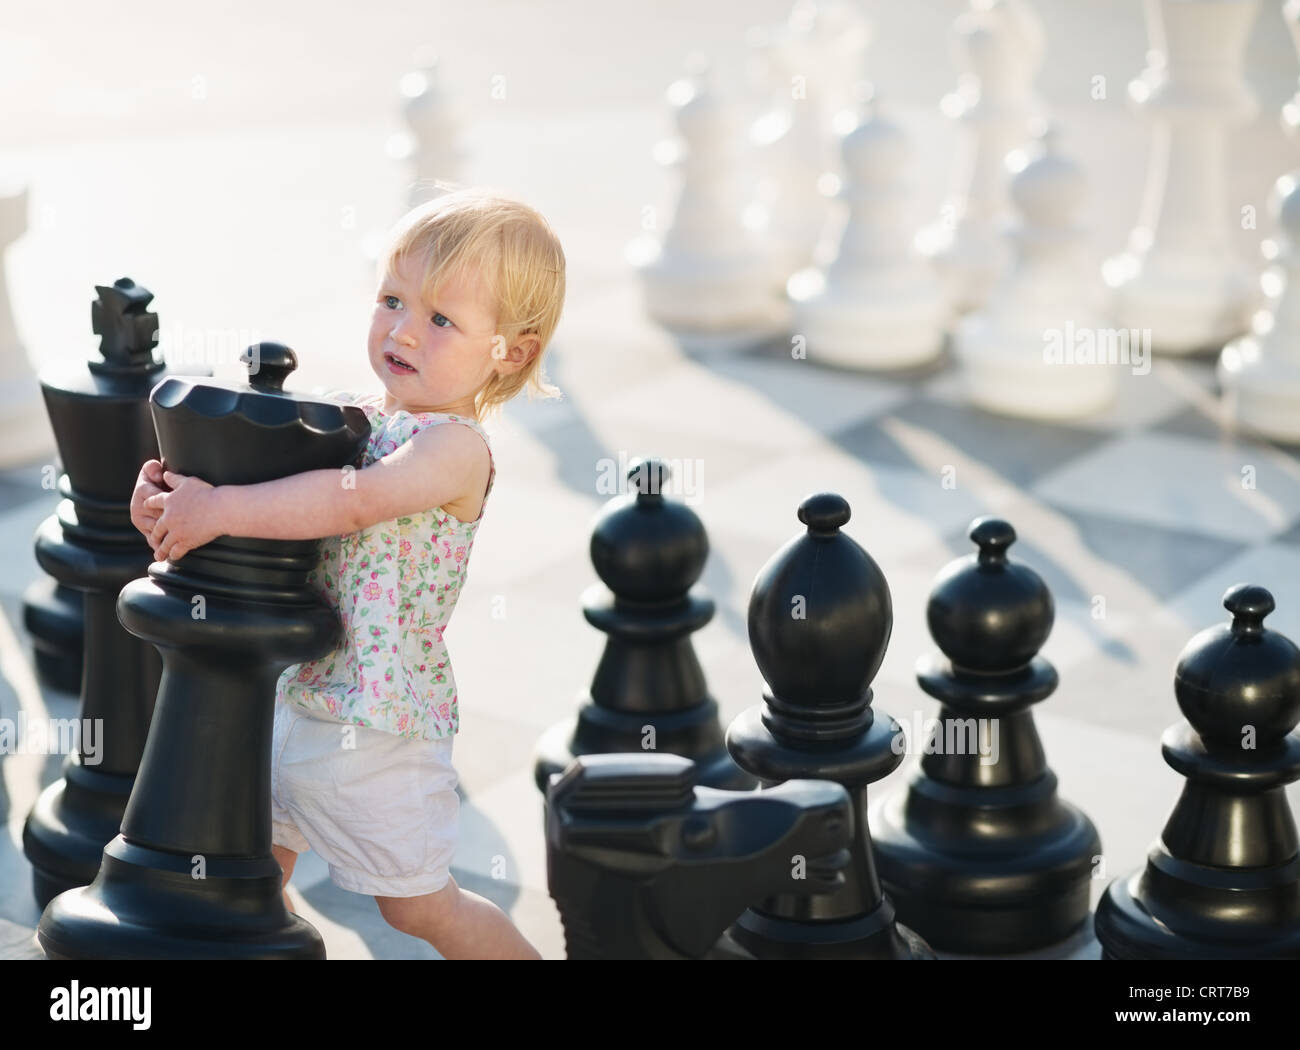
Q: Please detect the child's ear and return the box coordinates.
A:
[505,335,541,371]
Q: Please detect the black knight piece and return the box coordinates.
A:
[724,493,932,959]
[545,753,853,959]
[22,278,171,907]
[534,458,752,793]
[871,517,1101,953]
[1094,584,1300,959]
[36,343,369,960]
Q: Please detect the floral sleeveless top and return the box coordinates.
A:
[275,391,495,741]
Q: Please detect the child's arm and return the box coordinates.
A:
[142,422,488,561]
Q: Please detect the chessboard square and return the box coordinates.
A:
[710,350,921,432]
[453,706,555,802]
[463,472,598,592]
[455,767,550,895]
[1162,543,1300,645]
[1154,405,1300,466]
[1032,431,1300,544]
[923,356,1193,434]
[591,357,907,454]
[1276,518,1300,548]
[932,503,1247,606]
[834,399,1114,488]
[447,581,601,732]
[703,441,1009,567]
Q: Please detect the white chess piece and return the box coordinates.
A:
[746,2,873,279]
[788,95,947,370]
[629,62,787,349]
[1217,183,1300,443]
[1104,0,1259,354]
[391,60,464,207]
[0,184,54,468]
[1284,0,1300,136]
[955,126,1117,419]
[917,0,1045,314]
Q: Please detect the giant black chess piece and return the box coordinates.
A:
[37,343,369,960]
[22,278,172,907]
[546,753,853,959]
[1095,584,1300,959]
[534,458,752,792]
[871,517,1101,953]
[724,493,932,959]
[21,574,82,695]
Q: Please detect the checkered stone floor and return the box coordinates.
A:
[2,82,1299,958]
[2,338,1299,960]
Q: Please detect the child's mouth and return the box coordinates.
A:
[385,352,417,375]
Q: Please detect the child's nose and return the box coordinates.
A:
[390,319,418,345]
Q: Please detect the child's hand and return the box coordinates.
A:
[143,470,221,562]
[129,460,170,541]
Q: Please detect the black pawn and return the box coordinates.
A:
[871,517,1100,953]
[534,458,752,792]
[724,493,932,959]
[1095,584,1300,959]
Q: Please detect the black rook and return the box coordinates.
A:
[37,343,369,959]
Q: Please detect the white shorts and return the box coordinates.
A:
[270,701,460,897]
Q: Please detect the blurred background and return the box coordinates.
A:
[1,0,1295,392]
[3,1,1300,959]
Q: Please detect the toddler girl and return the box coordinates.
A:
[128,187,566,960]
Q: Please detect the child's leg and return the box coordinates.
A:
[375,876,541,960]
[273,843,298,914]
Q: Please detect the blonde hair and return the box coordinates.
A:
[380,186,566,422]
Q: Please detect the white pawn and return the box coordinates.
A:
[1218,175,1300,443]
[955,126,1117,419]
[390,59,464,207]
[747,2,874,278]
[0,183,54,467]
[917,0,1045,314]
[1104,0,1259,354]
[629,60,786,349]
[788,92,947,370]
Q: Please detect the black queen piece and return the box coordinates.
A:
[37,343,369,960]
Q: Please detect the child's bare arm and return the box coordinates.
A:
[144,423,486,560]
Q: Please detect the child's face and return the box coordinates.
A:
[368,254,509,417]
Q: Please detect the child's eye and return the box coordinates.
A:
[383,295,401,310]
[431,313,453,329]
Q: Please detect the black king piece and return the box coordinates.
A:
[22,278,171,907]
[37,342,369,959]
[724,493,932,959]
